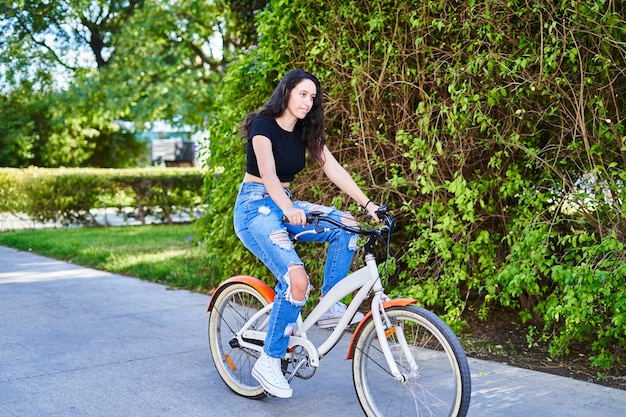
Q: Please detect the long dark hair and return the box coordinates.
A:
[241,69,326,165]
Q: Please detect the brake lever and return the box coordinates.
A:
[375,205,395,230]
[307,211,325,233]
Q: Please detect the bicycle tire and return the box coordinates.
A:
[352,305,471,417]
[208,282,270,399]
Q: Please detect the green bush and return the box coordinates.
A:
[201,0,626,369]
[0,167,205,225]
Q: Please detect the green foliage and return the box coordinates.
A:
[0,167,204,225]
[0,83,147,168]
[88,0,225,126]
[202,0,626,369]
[0,83,51,167]
[0,0,262,167]
[542,235,626,368]
[195,50,277,285]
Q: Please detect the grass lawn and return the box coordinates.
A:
[0,224,221,292]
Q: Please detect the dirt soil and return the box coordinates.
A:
[460,308,626,391]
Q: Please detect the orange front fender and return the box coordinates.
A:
[345,298,418,360]
[205,275,275,313]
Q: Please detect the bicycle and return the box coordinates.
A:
[206,207,472,417]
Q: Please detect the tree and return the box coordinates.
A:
[0,1,141,87]
[0,0,262,167]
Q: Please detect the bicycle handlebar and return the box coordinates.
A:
[306,206,397,273]
[306,205,395,236]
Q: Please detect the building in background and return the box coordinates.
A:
[135,121,206,167]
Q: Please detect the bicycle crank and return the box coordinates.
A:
[282,346,316,380]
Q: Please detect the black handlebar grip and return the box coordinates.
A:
[375,205,388,218]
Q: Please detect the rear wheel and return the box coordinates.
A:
[352,305,471,417]
[208,282,271,398]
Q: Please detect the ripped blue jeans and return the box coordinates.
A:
[233,182,359,358]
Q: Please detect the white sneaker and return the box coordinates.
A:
[317,301,365,329]
[252,352,292,398]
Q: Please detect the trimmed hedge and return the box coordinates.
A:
[0,167,205,226]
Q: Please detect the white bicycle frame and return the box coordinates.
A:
[236,252,417,380]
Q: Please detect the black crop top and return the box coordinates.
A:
[246,116,306,182]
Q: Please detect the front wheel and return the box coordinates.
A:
[352,305,471,417]
[208,282,271,399]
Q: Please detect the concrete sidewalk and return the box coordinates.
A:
[1,245,625,416]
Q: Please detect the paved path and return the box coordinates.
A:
[1,245,625,416]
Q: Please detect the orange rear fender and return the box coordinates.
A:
[205,276,275,313]
[345,298,418,360]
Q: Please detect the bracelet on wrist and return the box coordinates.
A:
[364,199,373,210]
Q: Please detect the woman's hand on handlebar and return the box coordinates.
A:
[282,206,307,226]
[375,205,395,229]
[366,202,382,223]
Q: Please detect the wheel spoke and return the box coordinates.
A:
[352,306,471,417]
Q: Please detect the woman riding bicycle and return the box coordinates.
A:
[233,69,380,398]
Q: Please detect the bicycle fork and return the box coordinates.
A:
[367,262,419,381]
[370,295,419,381]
